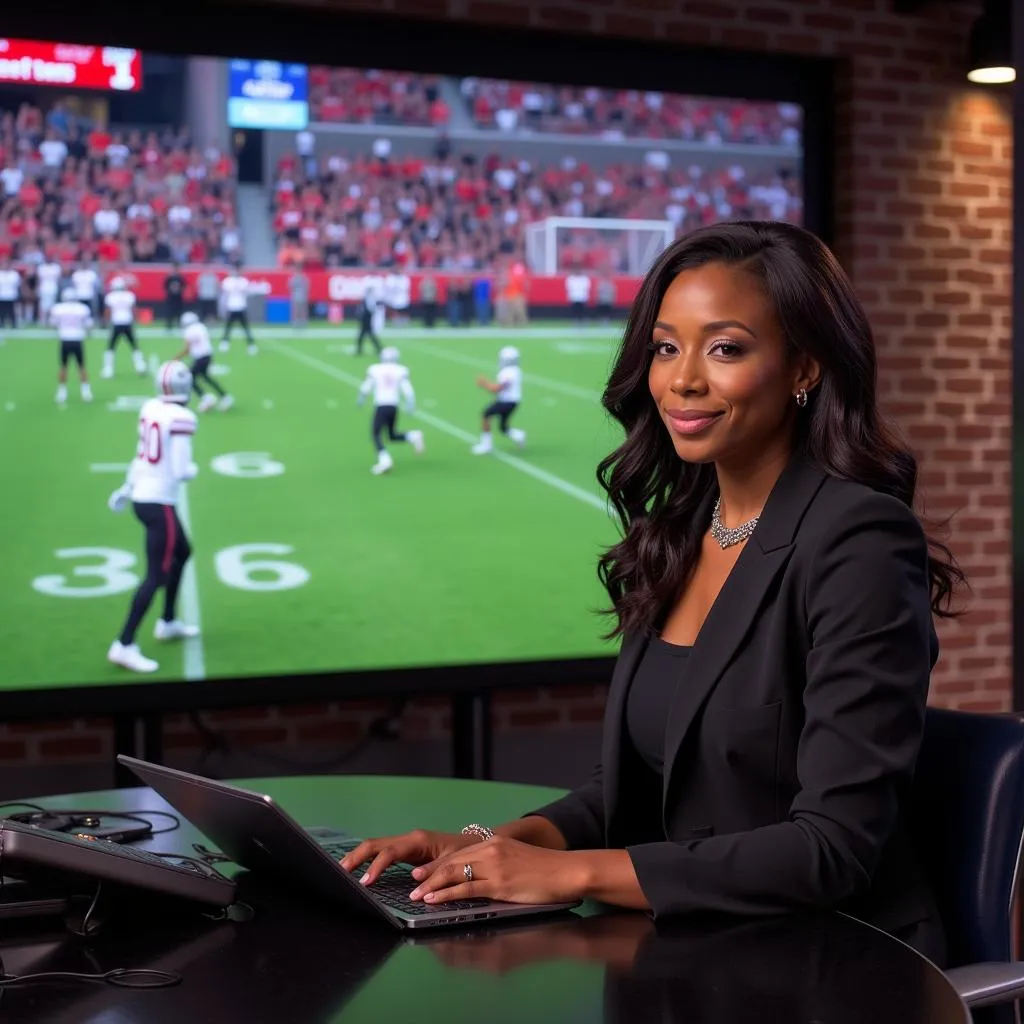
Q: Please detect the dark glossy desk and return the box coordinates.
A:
[0,775,969,1024]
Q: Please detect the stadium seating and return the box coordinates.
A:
[0,101,237,265]
[306,69,800,146]
[308,68,450,127]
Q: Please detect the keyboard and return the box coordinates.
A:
[0,818,237,908]
[320,839,490,916]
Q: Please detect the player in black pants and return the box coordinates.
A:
[117,501,192,650]
[177,312,232,413]
[106,360,200,674]
[355,284,382,355]
[357,346,423,475]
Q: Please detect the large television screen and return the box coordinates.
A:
[0,25,810,706]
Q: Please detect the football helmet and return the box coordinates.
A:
[156,360,193,404]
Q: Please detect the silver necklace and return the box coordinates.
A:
[710,497,759,549]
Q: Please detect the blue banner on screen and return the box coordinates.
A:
[227,59,308,130]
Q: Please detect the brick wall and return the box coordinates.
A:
[1,0,1012,775]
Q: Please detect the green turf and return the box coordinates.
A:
[0,322,627,690]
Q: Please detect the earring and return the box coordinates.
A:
[795,388,808,408]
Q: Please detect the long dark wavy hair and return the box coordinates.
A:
[596,220,966,639]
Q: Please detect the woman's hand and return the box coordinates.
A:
[339,829,479,886]
[408,835,587,906]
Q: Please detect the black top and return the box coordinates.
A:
[626,636,692,775]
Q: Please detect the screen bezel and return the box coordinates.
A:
[1,4,835,717]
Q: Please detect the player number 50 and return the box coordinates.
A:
[214,543,310,592]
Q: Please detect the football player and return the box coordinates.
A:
[51,286,93,405]
[356,345,423,475]
[219,264,257,354]
[472,345,526,454]
[102,276,146,379]
[355,282,383,356]
[176,312,232,413]
[106,360,200,673]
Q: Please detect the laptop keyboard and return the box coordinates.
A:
[320,839,490,916]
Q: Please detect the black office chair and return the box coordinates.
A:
[912,706,1024,1016]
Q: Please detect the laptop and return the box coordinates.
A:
[117,755,581,930]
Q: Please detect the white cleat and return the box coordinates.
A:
[407,429,424,454]
[198,394,218,413]
[509,428,527,449]
[154,619,200,641]
[219,340,230,352]
[55,386,67,405]
[371,451,394,475]
[80,385,93,403]
[247,344,258,356]
[100,364,113,380]
[471,442,492,455]
[107,641,159,673]
[217,394,234,411]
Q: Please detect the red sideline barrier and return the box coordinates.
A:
[70,267,643,307]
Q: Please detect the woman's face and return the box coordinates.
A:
[647,261,814,471]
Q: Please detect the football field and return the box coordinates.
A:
[0,322,625,691]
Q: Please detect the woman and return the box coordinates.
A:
[341,221,963,964]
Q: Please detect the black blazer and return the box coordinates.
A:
[531,454,946,961]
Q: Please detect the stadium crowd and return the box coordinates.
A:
[307,69,801,146]
[0,99,240,268]
[308,68,451,127]
[272,141,802,272]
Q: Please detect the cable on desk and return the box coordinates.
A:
[0,804,181,837]
[0,967,182,989]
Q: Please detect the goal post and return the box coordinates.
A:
[524,217,675,276]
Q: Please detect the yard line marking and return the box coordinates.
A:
[411,342,605,404]
[266,341,610,515]
[89,462,206,680]
[175,482,206,680]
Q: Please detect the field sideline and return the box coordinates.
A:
[0,322,627,691]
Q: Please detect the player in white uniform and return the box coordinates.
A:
[36,259,63,323]
[356,346,423,475]
[0,256,20,331]
[176,312,232,413]
[71,261,101,319]
[106,360,200,673]
[565,270,592,326]
[51,286,93,405]
[219,267,257,354]
[102,276,146,378]
[472,346,526,454]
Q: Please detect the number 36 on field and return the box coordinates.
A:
[32,544,310,598]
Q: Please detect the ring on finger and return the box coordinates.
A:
[464,863,473,883]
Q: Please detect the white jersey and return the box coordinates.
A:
[221,275,249,312]
[360,362,413,408]
[496,366,522,404]
[183,322,213,359]
[37,262,62,297]
[72,268,99,301]
[0,268,20,301]
[128,398,198,505]
[565,273,592,303]
[105,289,136,326]
[50,300,92,341]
